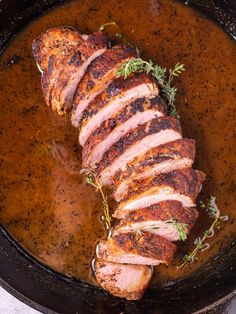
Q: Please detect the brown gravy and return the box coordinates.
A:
[0,0,235,286]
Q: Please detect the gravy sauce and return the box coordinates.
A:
[0,0,235,285]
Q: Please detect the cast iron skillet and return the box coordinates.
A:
[0,1,235,313]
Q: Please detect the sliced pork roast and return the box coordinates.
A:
[71,44,137,127]
[50,32,108,114]
[114,138,196,201]
[95,261,153,300]
[82,96,167,168]
[32,26,84,113]
[114,168,206,218]
[33,27,206,301]
[96,232,176,266]
[78,73,159,146]
[113,200,199,241]
[96,116,182,186]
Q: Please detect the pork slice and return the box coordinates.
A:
[97,116,182,186]
[96,232,176,266]
[32,26,83,73]
[114,168,206,217]
[113,200,199,241]
[32,27,84,113]
[95,260,152,300]
[78,73,159,145]
[71,44,137,126]
[49,32,108,114]
[114,138,196,201]
[82,96,167,168]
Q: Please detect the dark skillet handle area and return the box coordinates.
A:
[0,1,235,313]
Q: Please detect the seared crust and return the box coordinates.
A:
[33,26,84,114]
[96,116,182,176]
[114,138,196,187]
[73,44,137,106]
[82,96,167,168]
[97,232,176,265]
[117,168,206,211]
[114,200,199,233]
[49,32,108,114]
[32,26,83,72]
[79,72,157,128]
[95,261,152,300]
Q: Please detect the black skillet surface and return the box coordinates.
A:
[0,1,235,313]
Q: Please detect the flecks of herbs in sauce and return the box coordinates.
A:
[0,0,235,286]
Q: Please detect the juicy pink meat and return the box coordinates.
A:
[99,129,182,186]
[88,108,164,168]
[114,190,196,219]
[113,201,199,241]
[114,157,193,201]
[114,168,206,217]
[79,82,159,146]
[95,260,152,300]
[113,138,196,200]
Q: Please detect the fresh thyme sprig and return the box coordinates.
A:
[80,169,112,234]
[117,58,185,118]
[136,218,188,241]
[179,196,228,269]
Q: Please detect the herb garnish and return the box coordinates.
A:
[80,169,112,236]
[179,196,228,269]
[117,58,185,118]
[136,218,188,241]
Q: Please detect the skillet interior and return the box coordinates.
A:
[0,1,235,313]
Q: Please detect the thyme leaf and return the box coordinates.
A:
[117,58,185,118]
[179,196,228,269]
[80,168,112,234]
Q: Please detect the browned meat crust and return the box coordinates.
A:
[33,26,84,114]
[73,44,137,106]
[96,116,182,175]
[82,96,167,168]
[48,32,107,114]
[95,261,152,300]
[117,168,206,211]
[97,232,176,265]
[114,138,196,188]
[32,26,83,73]
[78,72,157,128]
[114,200,199,236]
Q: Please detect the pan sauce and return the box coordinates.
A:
[0,0,235,286]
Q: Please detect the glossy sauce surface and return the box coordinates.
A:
[0,0,235,286]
